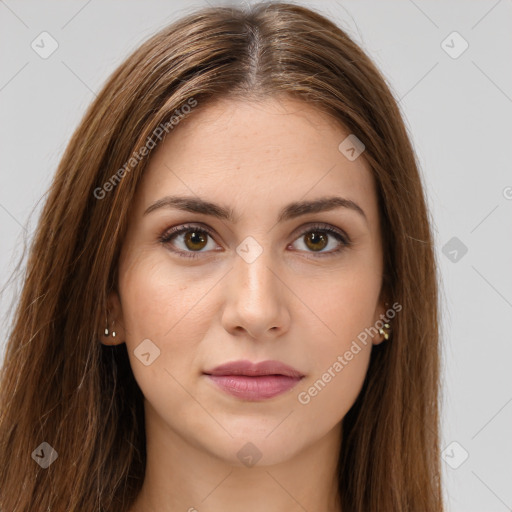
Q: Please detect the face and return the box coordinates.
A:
[108,95,387,466]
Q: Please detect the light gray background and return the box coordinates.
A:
[1,1,511,510]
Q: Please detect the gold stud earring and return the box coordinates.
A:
[104,310,108,336]
[378,323,391,340]
[104,314,116,339]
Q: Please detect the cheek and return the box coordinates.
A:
[295,345,371,441]
[291,263,380,424]
[118,252,216,385]
[295,257,381,351]
[294,290,374,435]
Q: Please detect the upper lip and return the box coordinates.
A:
[204,359,304,378]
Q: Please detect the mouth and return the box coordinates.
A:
[203,359,305,401]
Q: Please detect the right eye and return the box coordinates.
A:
[159,224,220,259]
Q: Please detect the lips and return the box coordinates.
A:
[203,359,305,401]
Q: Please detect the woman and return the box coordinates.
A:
[0,2,443,511]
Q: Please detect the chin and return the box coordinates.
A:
[202,428,305,468]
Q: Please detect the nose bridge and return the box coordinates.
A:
[233,238,280,306]
[223,236,289,338]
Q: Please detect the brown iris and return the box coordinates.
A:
[184,230,208,251]
[304,231,328,251]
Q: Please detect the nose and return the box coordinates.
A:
[221,246,291,340]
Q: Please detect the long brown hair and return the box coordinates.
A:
[0,2,443,511]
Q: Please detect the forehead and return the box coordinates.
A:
[135,96,378,224]
[150,95,357,168]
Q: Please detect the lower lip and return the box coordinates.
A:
[206,374,302,401]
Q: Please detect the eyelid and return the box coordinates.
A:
[290,222,350,244]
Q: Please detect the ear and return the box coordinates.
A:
[99,290,126,346]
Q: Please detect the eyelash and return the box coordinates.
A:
[158,223,351,260]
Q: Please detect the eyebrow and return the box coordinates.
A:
[143,195,368,224]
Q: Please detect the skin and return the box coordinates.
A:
[102,95,387,512]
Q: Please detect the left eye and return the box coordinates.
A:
[290,226,349,255]
[159,223,350,259]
